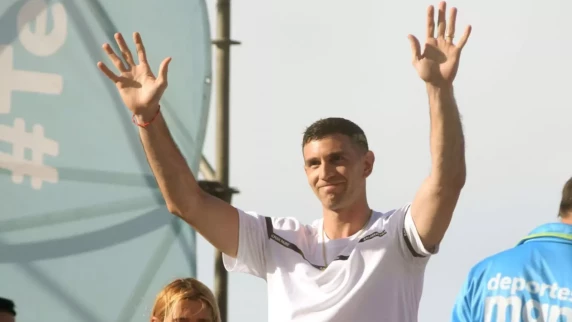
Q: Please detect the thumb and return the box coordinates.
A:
[156,57,172,85]
[407,35,421,63]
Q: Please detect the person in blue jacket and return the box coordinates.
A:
[452,177,572,322]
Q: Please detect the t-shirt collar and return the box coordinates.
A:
[517,222,572,246]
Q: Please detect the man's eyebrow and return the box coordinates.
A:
[323,151,345,159]
[305,156,318,163]
[304,151,346,163]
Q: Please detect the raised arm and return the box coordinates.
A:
[97,33,239,257]
[407,2,471,250]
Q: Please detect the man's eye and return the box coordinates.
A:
[331,155,342,162]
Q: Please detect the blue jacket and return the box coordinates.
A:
[451,223,572,322]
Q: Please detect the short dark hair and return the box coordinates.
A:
[302,117,368,151]
[559,177,572,218]
[0,297,16,316]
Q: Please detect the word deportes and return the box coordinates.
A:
[484,273,572,321]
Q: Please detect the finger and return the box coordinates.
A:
[156,57,172,85]
[114,33,136,67]
[97,61,120,82]
[102,43,127,72]
[407,35,421,63]
[456,25,472,49]
[446,6,457,43]
[437,1,447,38]
[426,5,435,39]
[133,32,148,65]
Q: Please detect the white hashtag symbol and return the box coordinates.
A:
[0,118,59,189]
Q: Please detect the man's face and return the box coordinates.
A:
[303,134,374,210]
[0,312,14,322]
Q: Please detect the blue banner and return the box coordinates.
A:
[0,0,212,321]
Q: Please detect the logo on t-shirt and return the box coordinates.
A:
[359,230,387,243]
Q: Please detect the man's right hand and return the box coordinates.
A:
[95,32,241,258]
[97,32,171,122]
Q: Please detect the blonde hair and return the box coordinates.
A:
[151,278,220,322]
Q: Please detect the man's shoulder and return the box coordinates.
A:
[271,216,313,230]
[373,203,412,223]
[467,222,572,277]
[237,210,317,243]
[465,246,526,282]
[247,212,316,236]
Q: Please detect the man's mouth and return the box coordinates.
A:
[319,182,343,189]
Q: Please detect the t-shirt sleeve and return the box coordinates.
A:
[451,275,474,322]
[391,203,439,262]
[222,209,269,279]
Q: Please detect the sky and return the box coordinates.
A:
[197,0,572,321]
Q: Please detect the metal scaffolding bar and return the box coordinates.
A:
[210,0,240,321]
[199,156,216,181]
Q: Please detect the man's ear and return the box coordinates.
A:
[363,151,375,177]
[150,316,159,322]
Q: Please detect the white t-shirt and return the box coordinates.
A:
[223,203,437,322]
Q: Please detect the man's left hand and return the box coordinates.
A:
[408,1,472,87]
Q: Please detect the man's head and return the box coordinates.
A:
[559,177,572,221]
[302,118,374,210]
[151,278,220,322]
[0,298,15,322]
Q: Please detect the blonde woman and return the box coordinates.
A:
[151,278,220,322]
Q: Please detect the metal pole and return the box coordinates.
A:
[213,0,240,321]
[199,155,216,181]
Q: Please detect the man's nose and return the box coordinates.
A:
[319,162,335,180]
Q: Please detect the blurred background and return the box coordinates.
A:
[1,0,572,321]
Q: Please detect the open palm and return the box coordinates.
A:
[97,33,171,119]
[408,2,471,86]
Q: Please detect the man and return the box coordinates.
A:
[97,1,470,320]
[0,298,16,322]
[451,177,572,321]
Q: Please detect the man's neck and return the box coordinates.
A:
[561,213,572,225]
[323,202,371,240]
